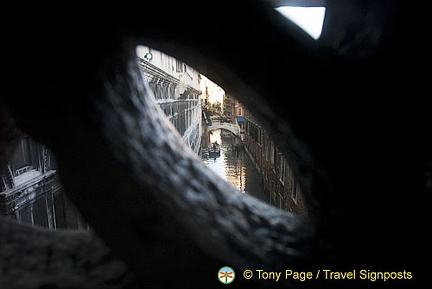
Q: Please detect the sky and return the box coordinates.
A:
[201,75,226,105]
[275,6,326,40]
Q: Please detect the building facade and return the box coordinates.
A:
[222,93,233,122]
[243,110,308,216]
[136,46,202,154]
[223,94,246,137]
[232,97,245,135]
[0,136,87,229]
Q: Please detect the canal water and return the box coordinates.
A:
[202,129,269,203]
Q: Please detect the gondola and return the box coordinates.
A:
[209,142,221,157]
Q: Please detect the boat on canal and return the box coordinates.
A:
[209,142,221,157]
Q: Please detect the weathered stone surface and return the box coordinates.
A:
[0,0,427,288]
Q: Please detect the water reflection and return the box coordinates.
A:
[203,129,268,203]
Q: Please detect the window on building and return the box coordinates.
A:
[237,107,242,116]
[176,60,183,72]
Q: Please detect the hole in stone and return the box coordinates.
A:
[0,40,310,231]
[136,45,309,217]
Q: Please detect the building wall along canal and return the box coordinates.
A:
[136,46,202,154]
[243,111,308,217]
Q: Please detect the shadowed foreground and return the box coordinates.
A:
[0,0,427,288]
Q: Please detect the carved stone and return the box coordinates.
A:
[0,0,426,288]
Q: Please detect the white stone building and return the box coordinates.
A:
[136,46,202,154]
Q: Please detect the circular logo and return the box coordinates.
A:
[218,266,235,284]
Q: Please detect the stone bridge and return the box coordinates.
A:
[207,120,241,137]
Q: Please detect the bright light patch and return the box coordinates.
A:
[275,6,326,40]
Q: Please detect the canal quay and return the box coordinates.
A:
[0,46,307,229]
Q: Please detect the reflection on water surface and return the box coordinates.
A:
[202,129,268,203]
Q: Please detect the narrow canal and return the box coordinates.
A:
[202,129,269,203]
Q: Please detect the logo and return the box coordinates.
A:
[218,266,235,284]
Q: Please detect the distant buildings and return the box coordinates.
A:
[222,93,233,121]
[232,97,245,135]
[224,94,245,137]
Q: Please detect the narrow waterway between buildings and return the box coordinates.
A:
[202,129,269,203]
